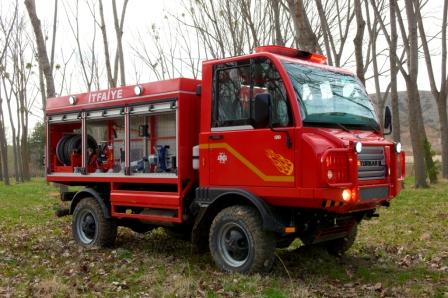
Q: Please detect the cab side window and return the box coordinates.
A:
[214,63,251,127]
[212,59,291,128]
[253,59,291,127]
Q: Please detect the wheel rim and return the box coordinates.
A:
[218,222,250,268]
[76,209,97,244]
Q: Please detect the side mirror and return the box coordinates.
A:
[384,106,392,135]
[253,93,271,128]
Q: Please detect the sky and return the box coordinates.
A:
[1,0,446,134]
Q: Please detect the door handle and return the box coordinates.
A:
[209,134,223,140]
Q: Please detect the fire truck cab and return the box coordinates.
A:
[46,45,405,273]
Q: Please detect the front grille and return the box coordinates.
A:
[358,146,386,180]
[359,186,389,201]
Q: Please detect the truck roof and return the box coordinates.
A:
[46,77,200,114]
[203,45,354,76]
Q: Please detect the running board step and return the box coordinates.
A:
[110,190,182,223]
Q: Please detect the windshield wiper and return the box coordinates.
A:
[335,122,350,132]
[333,91,377,120]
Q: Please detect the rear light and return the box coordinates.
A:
[323,150,350,184]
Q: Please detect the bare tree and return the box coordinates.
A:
[0,0,18,185]
[97,0,129,88]
[416,0,448,178]
[271,0,285,45]
[402,0,430,186]
[369,0,431,187]
[315,0,355,67]
[25,0,56,100]
[389,0,401,142]
[65,0,98,91]
[112,0,128,86]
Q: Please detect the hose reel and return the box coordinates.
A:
[56,134,98,165]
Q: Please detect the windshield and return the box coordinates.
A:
[283,61,379,131]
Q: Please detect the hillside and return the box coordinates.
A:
[374,91,442,154]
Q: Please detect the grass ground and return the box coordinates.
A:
[0,178,447,297]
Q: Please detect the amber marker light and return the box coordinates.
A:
[284,227,296,234]
[342,189,352,202]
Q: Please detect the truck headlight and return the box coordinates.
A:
[395,142,402,153]
[342,189,352,202]
[354,142,363,153]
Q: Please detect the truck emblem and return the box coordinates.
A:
[265,149,294,175]
[360,160,382,167]
[217,152,228,164]
[274,135,282,140]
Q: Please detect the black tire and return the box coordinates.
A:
[209,205,276,273]
[324,224,358,256]
[72,197,117,248]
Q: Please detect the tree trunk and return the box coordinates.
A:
[3,78,20,182]
[353,0,365,85]
[0,109,9,185]
[0,155,3,181]
[405,79,427,187]
[98,0,115,88]
[24,0,55,99]
[404,0,428,187]
[271,0,284,45]
[437,95,448,178]
[315,0,334,65]
[50,0,58,72]
[389,0,400,142]
[112,0,128,87]
[286,0,321,52]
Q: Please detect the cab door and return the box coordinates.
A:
[208,58,296,188]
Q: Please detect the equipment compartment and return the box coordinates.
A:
[47,101,178,178]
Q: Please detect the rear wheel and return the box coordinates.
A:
[72,197,117,248]
[323,224,358,256]
[209,205,276,273]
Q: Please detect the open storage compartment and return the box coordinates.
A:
[47,99,178,178]
[129,101,177,176]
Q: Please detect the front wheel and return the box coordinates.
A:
[72,197,117,248]
[209,205,276,273]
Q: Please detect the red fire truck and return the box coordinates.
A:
[46,45,405,273]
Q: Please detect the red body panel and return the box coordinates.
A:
[46,48,404,224]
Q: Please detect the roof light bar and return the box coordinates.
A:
[255,45,327,64]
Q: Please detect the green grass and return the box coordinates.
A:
[0,178,447,297]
